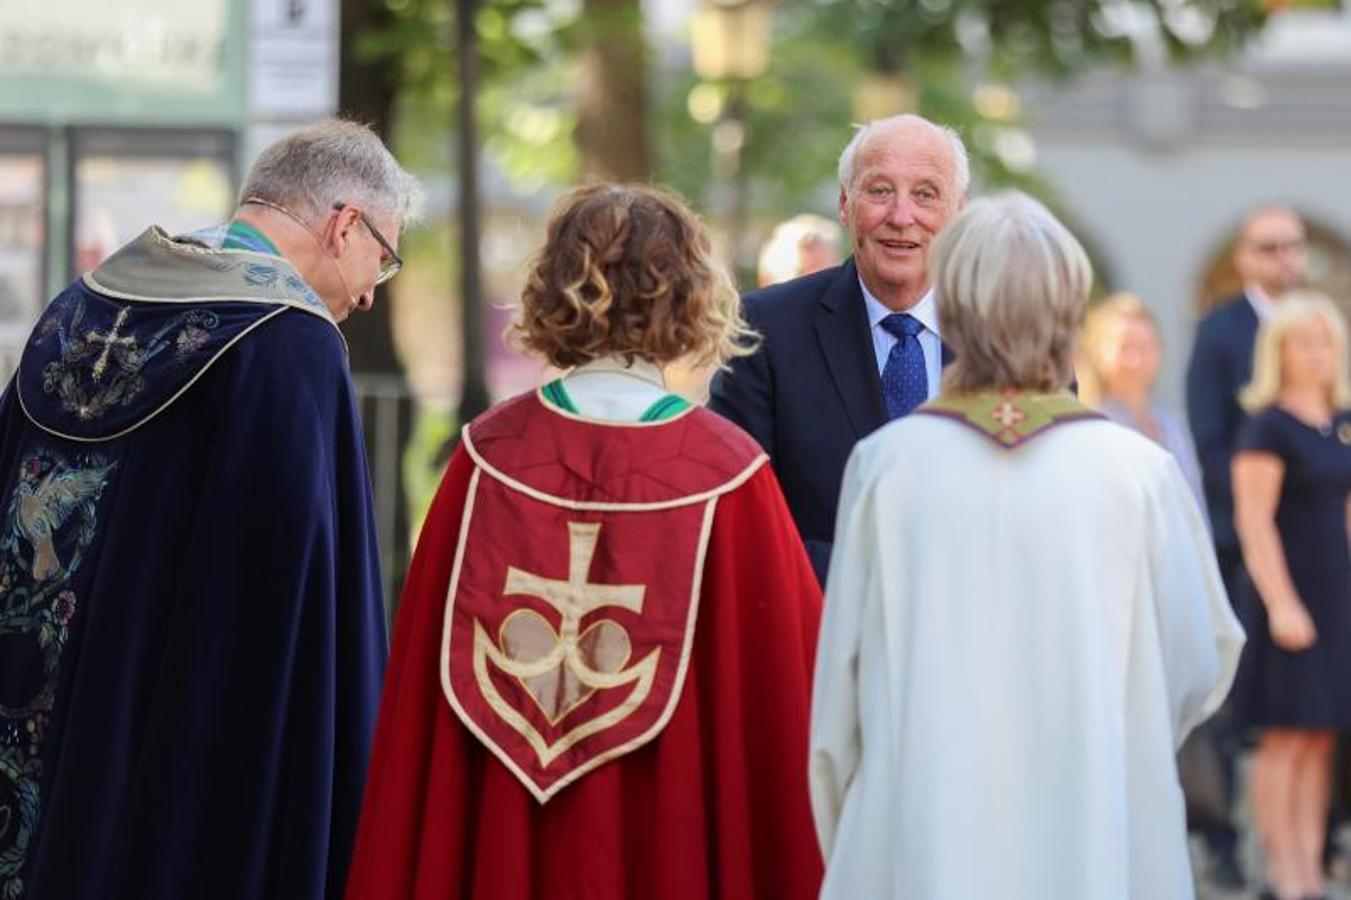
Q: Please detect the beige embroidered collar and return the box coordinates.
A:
[915,389,1102,449]
[83,226,336,327]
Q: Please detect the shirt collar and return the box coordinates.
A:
[859,277,940,336]
[1245,283,1277,320]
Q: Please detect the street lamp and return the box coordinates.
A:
[690,0,772,278]
[691,0,772,82]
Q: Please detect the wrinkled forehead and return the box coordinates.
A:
[852,125,957,188]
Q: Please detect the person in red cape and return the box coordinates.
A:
[345,183,824,900]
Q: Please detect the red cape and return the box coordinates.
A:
[345,393,824,899]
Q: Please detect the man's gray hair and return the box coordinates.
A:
[932,191,1092,393]
[836,114,970,196]
[239,119,422,226]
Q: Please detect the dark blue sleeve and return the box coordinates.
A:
[708,295,775,456]
[206,314,388,898]
[1235,408,1290,460]
[1186,315,1240,501]
[99,313,385,899]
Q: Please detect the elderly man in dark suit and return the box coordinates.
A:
[1184,203,1308,891]
[709,114,967,583]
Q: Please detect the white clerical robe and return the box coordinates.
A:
[810,412,1244,900]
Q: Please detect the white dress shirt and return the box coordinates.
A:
[859,280,942,400]
[1245,283,1277,321]
[558,357,668,421]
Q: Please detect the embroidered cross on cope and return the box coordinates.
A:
[443,471,715,803]
[880,313,928,420]
[85,307,137,381]
[992,401,1026,430]
[492,522,651,726]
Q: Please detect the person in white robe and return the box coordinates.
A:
[809,191,1245,900]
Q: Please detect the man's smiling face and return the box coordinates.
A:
[840,121,963,311]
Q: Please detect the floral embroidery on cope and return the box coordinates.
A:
[35,297,224,421]
[0,449,115,899]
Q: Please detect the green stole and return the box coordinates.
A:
[541,379,690,423]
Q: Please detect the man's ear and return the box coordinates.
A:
[331,205,362,254]
[838,187,850,230]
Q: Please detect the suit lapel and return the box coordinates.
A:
[813,260,886,436]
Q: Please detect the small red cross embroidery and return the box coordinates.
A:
[992,401,1025,430]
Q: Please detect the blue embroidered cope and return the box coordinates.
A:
[0,227,385,900]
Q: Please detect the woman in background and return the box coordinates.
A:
[1232,294,1351,900]
[1078,293,1205,508]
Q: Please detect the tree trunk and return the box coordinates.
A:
[339,0,402,376]
[456,0,491,425]
[339,0,413,612]
[575,0,651,181]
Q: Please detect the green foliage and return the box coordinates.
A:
[361,0,1270,242]
[807,0,1266,80]
[658,0,1267,223]
[359,0,581,191]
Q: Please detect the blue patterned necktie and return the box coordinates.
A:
[880,313,928,420]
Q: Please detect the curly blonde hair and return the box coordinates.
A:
[510,183,757,369]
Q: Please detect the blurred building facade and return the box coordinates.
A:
[1023,7,1351,407]
[0,0,339,380]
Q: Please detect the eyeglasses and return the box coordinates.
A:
[1247,238,1307,256]
[333,202,403,285]
[240,196,405,288]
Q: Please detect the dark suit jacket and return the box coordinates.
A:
[1185,294,1259,553]
[708,259,950,584]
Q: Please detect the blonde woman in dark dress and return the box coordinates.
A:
[1232,294,1351,900]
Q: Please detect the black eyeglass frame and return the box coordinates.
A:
[332,201,403,285]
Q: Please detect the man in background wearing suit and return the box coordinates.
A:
[709,114,968,583]
[1185,203,1308,890]
[1188,205,1307,593]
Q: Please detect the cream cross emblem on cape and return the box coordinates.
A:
[473,521,659,767]
[85,308,137,382]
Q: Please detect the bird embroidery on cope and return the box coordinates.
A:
[14,459,115,582]
[0,449,116,898]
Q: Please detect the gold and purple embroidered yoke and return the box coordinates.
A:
[915,389,1103,449]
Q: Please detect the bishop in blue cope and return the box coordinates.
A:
[0,120,419,900]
